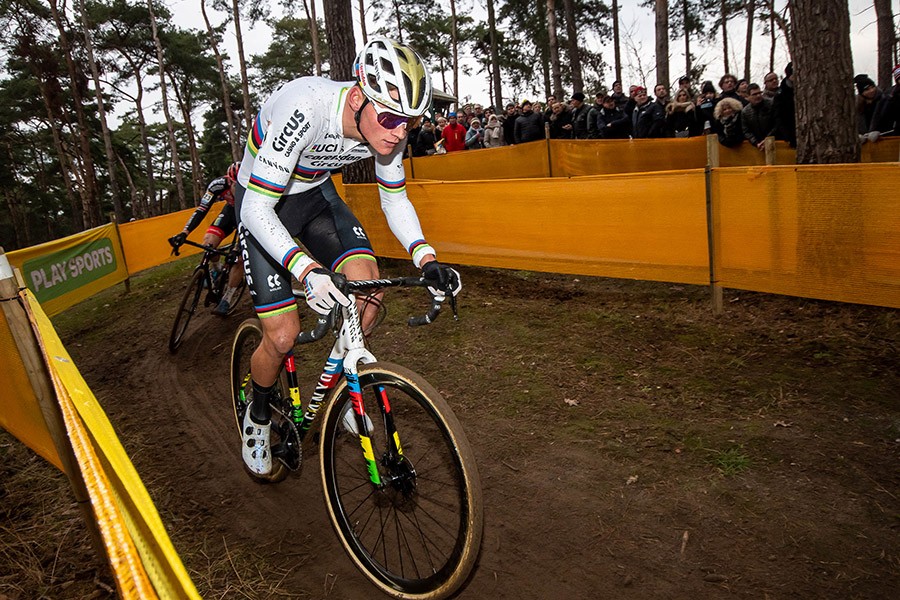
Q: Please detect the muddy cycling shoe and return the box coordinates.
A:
[241,411,272,477]
[340,403,375,436]
[212,298,231,316]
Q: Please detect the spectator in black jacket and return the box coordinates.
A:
[632,87,666,138]
[514,100,545,143]
[501,103,519,146]
[741,84,776,149]
[773,62,796,146]
[666,88,701,137]
[594,95,630,139]
[586,93,605,138]
[570,92,591,139]
[411,119,437,156]
[855,74,893,143]
[719,74,747,106]
[696,81,718,134]
[547,102,573,139]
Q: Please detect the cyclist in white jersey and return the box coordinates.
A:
[234,38,461,478]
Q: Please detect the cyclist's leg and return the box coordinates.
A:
[210,205,241,313]
[300,178,383,334]
[203,210,228,273]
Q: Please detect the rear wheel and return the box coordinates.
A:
[168,269,206,353]
[230,319,294,483]
[320,362,483,599]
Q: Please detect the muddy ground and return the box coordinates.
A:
[2,258,898,599]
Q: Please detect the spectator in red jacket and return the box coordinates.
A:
[441,112,467,152]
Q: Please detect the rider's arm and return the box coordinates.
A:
[374,147,436,268]
[181,178,227,234]
[239,101,321,281]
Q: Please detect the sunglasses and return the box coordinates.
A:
[370,100,421,130]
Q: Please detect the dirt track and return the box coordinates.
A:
[47,260,900,599]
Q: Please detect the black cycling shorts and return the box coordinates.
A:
[206,203,237,239]
[234,179,375,318]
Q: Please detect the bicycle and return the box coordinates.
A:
[230,276,483,599]
[168,238,247,353]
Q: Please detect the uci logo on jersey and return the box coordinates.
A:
[309,143,340,153]
[272,109,306,153]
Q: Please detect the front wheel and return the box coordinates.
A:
[168,268,206,353]
[320,363,483,599]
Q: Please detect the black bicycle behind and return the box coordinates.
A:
[168,238,246,353]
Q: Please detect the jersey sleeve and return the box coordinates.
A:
[374,146,435,268]
[183,177,227,232]
[240,101,320,280]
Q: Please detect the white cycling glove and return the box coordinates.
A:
[422,261,462,299]
[303,268,351,315]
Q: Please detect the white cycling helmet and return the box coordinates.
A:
[354,38,432,117]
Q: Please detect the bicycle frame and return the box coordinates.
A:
[263,277,450,486]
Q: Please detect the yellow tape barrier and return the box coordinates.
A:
[20,289,201,599]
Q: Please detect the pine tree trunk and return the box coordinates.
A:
[790,0,858,164]
[546,0,563,99]
[562,0,583,93]
[451,0,459,104]
[874,0,895,90]
[612,0,622,84]
[683,0,691,78]
[769,0,776,72]
[487,0,503,108]
[323,0,373,184]
[169,75,203,202]
[231,0,253,132]
[147,0,187,209]
[303,0,322,76]
[123,56,158,216]
[201,0,241,161]
[721,0,730,74]
[48,0,98,230]
[655,0,669,87]
[358,0,368,44]
[744,0,755,81]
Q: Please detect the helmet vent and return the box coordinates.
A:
[367,74,382,93]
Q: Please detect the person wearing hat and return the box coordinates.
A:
[514,100,545,144]
[855,74,892,143]
[441,111,467,152]
[569,92,591,139]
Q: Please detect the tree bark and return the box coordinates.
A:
[147,0,187,209]
[231,0,253,132]
[744,0,755,82]
[769,0,776,72]
[487,0,502,109]
[451,0,459,105]
[323,0,373,183]
[612,0,622,84]
[77,0,123,223]
[545,0,563,99]
[168,73,203,202]
[562,0,583,93]
[721,0,730,74]
[358,0,367,44]
[201,0,241,162]
[790,0,858,164]
[874,0,895,90]
[303,0,322,76]
[655,0,669,87]
[47,0,98,229]
[683,0,691,78]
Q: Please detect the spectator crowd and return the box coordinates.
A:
[406,63,900,156]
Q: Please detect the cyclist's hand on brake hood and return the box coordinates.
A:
[168,232,187,248]
[422,260,462,298]
[303,268,351,315]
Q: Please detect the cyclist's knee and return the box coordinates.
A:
[260,313,300,355]
[203,233,222,247]
[340,257,379,280]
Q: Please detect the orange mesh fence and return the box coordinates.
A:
[860,137,900,163]
[710,164,900,308]
[118,203,226,274]
[345,169,710,285]
[550,138,708,176]
[406,140,550,180]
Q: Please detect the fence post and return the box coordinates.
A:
[0,249,109,566]
[108,212,131,294]
[764,136,776,165]
[704,149,724,314]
